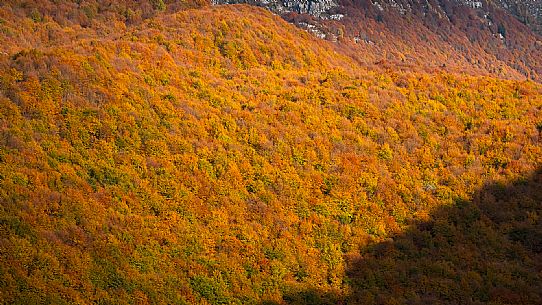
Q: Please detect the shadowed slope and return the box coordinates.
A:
[347,168,542,304]
[264,169,542,304]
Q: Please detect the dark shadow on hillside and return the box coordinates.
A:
[263,168,542,305]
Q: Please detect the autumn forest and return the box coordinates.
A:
[0,1,541,304]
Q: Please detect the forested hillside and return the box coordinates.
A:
[0,2,541,304]
[213,0,542,81]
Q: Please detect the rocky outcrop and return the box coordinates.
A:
[211,0,339,18]
[211,0,542,36]
[494,0,542,34]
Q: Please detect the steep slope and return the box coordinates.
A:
[213,0,542,81]
[1,2,542,305]
[494,0,542,34]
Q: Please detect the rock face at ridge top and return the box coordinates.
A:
[211,0,339,18]
[211,0,542,35]
[494,0,542,34]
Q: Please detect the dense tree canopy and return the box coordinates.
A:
[0,2,541,305]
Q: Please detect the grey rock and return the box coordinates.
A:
[211,0,339,18]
